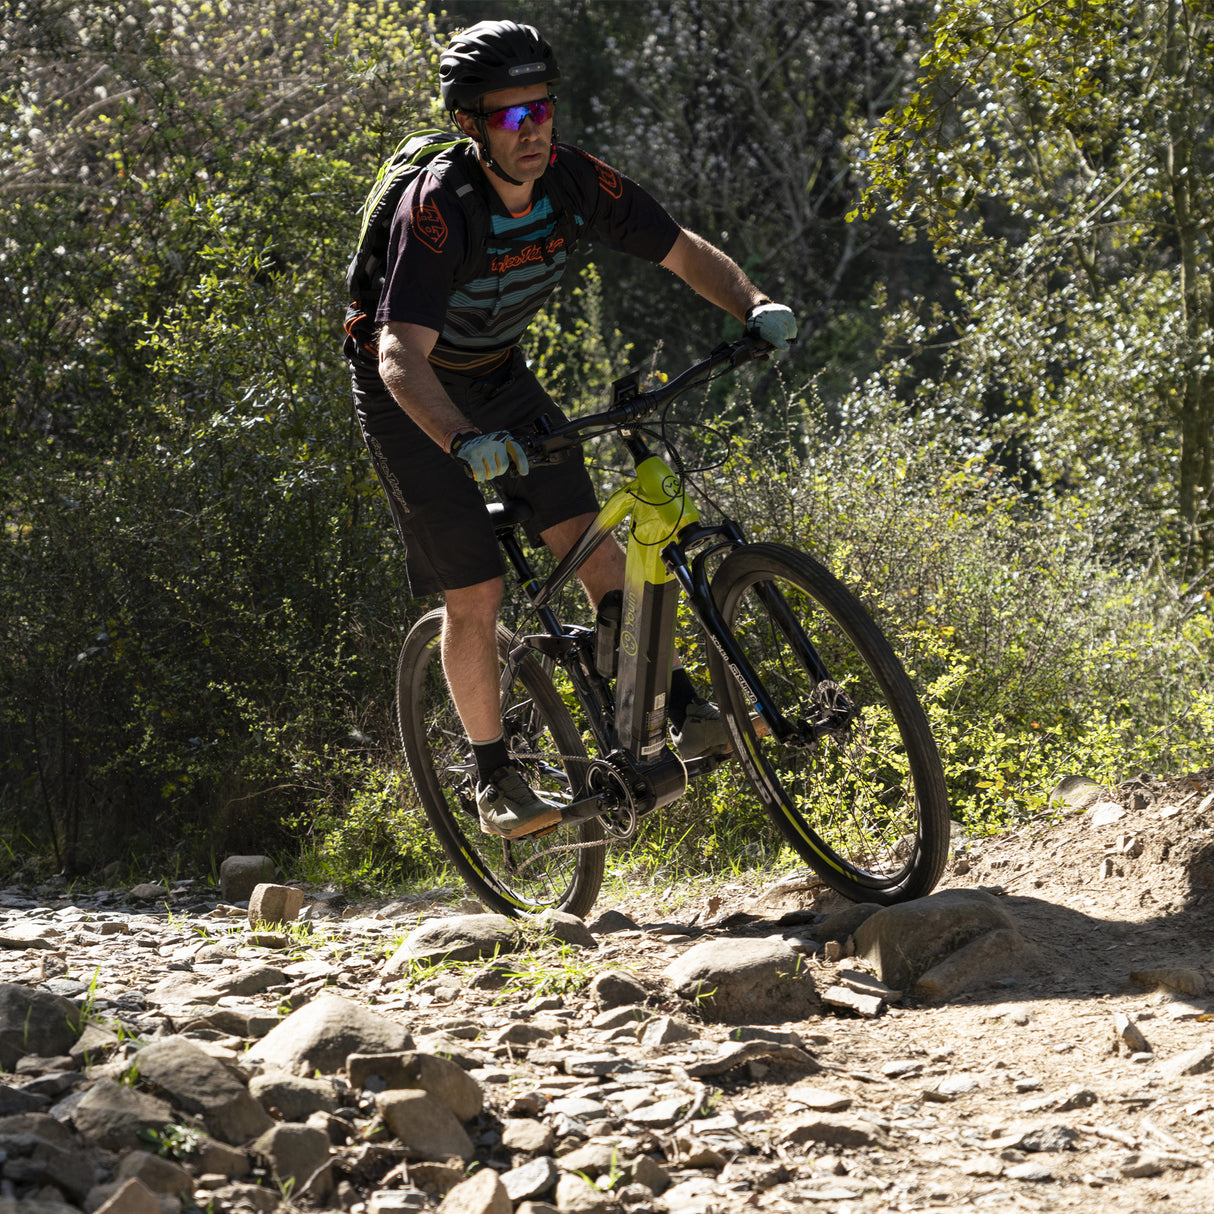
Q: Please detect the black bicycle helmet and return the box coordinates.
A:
[439,20,560,113]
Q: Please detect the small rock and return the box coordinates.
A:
[116,1151,194,1196]
[251,1122,333,1198]
[554,1171,608,1214]
[0,983,83,1067]
[248,1069,339,1121]
[664,937,819,1024]
[1049,775,1107,811]
[348,1051,484,1121]
[637,1015,698,1046]
[1157,1044,1214,1081]
[1087,801,1126,827]
[128,883,165,903]
[1129,967,1209,996]
[502,1118,555,1154]
[589,969,651,1009]
[629,1154,671,1194]
[536,909,597,949]
[135,1035,274,1144]
[220,854,277,902]
[503,1156,560,1202]
[248,883,304,927]
[780,1115,889,1149]
[72,1079,176,1151]
[588,909,640,934]
[822,985,885,1018]
[94,1177,161,1214]
[377,1089,474,1161]
[248,994,412,1074]
[787,1085,852,1112]
[1113,1012,1151,1055]
[1006,1160,1053,1181]
[853,889,1022,993]
[440,1167,512,1214]
[384,914,521,973]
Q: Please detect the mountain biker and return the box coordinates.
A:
[345,19,796,840]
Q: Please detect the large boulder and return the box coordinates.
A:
[247,995,412,1075]
[663,937,819,1024]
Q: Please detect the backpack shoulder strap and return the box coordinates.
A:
[343,135,489,358]
[543,145,588,249]
[422,142,492,285]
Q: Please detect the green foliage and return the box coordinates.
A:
[0,0,440,872]
[292,762,447,891]
[686,373,1213,829]
[856,0,1214,565]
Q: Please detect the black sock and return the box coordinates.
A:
[669,667,697,730]
[472,736,510,782]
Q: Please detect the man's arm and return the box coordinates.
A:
[659,229,769,322]
[378,321,474,453]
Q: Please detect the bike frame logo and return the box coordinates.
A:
[620,589,639,658]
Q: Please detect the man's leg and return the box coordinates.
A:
[539,513,624,608]
[441,576,506,745]
[442,575,564,839]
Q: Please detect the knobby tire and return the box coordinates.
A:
[396,607,605,918]
[706,543,950,904]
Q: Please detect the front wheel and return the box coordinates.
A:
[706,544,950,904]
[395,608,605,918]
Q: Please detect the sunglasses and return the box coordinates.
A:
[475,96,556,131]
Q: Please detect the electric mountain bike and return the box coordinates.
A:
[395,333,950,918]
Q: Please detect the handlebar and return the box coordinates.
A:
[517,332,772,464]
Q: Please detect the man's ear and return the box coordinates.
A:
[454,110,477,139]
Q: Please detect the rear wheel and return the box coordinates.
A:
[706,544,949,904]
[396,608,605,918]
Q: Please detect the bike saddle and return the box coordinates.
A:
[486,497,534,532]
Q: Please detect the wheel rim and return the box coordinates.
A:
[721,570,930,890]
[410,628,601,912]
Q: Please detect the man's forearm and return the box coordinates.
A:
[378,323,476,452]
[660,229,769,322]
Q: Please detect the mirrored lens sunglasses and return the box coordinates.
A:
[477,96,556,131]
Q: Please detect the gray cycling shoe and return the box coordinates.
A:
[671,699,733,760]
[477,764,564,839]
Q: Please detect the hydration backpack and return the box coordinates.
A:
[343,131,585,358]
[343,130,490,355]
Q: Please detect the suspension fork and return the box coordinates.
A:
[663,526,825,741]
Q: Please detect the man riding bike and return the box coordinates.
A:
[344,20,796,840]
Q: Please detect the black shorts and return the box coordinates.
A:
[349,347,600,598]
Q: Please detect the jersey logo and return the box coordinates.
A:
[578,151,623,200]
[489,236,566,274]
[411,201,448,253]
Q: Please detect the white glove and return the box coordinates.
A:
[746,302,797,351]
[450,430,530,482]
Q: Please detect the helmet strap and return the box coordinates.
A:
[469,115,524,188]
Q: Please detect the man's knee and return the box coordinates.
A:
[443,578,504,629]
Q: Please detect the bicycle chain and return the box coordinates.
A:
[503,749,638,876]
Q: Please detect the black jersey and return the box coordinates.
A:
[377,145,680,372]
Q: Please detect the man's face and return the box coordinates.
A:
[459,85,554,187]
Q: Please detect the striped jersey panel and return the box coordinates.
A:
[440,195,573,352]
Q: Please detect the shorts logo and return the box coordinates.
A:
[411,202,447,253]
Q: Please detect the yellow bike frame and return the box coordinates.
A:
[531,452,699,760]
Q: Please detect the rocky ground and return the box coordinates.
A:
[2,767,1214,1214]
